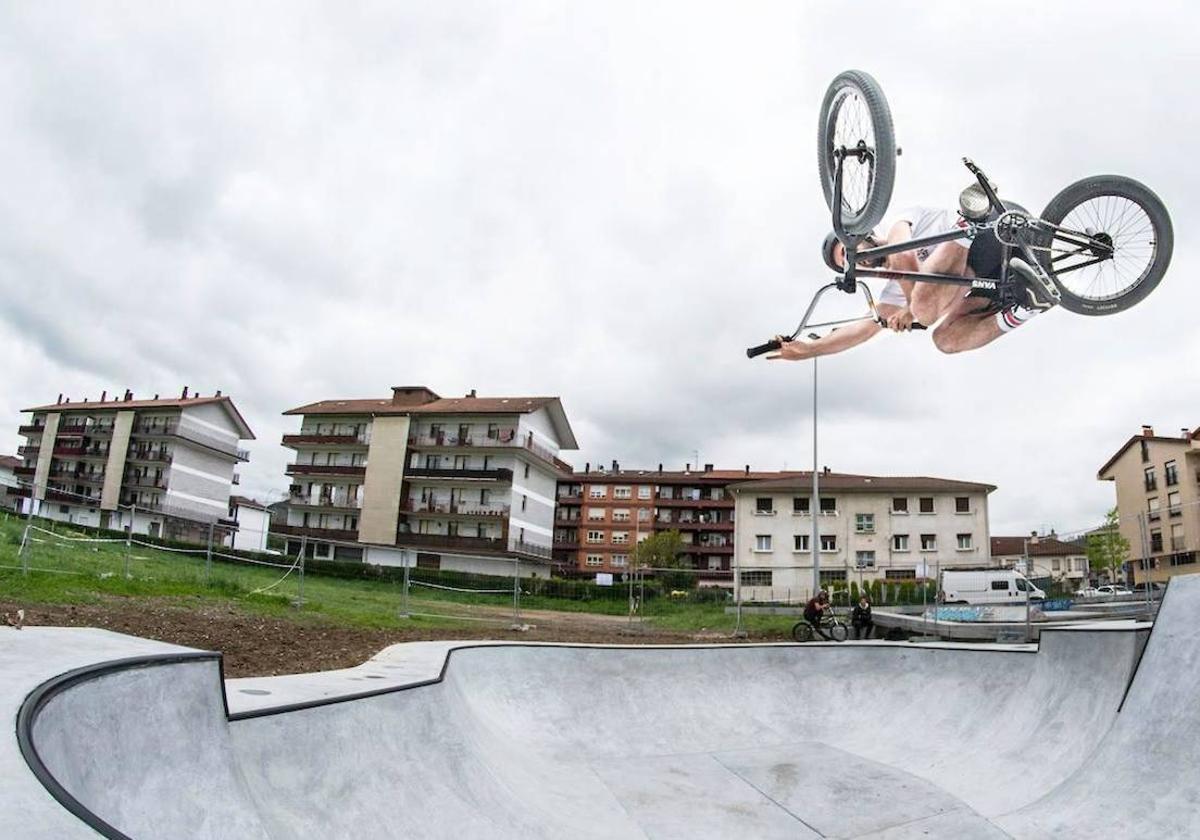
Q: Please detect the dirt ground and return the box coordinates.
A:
[1,596,735,677]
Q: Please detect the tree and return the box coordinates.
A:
[1087,508,1132,585]
[632,530,692,590]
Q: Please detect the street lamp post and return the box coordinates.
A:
[810,338,820,598]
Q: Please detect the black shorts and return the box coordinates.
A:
[967,229,1007,280]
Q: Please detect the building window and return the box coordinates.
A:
[740,570,772,587]
[886,568,917,580]
[586,530,604,544]
[957,533,973,550]
[1168,491,1181,517]
[524,463,530,479]
[819,497,837,515]
[955,496,970,513]
[637,508,651,522]
[892,497,908,514]
[612,509,631,523]
[793,496,810,514]
[892,534,909,552]
[820,534,837,552]
[793,534,810,552]
[754,535,772,552]
[520,495,527,512]
[637,486,652,499]
[1165,460,1178,486]
[1170,552,1196,567]
[1171,523,1185,551]
[755,497,775,514]
[920,534,937,551]
[612,531,629,545]
[855,550,876,569]
[1148,497,1161,522]
[587,508,605,521]
[585,555,603,567]
[589,485,608,499]
[1144,467,1157,491]
[614,486,632,499]
[1150,530,1163,553]
[820,569,847,583]
[854,513,875,533]
[919,497,934,514]
[611,554,628,568]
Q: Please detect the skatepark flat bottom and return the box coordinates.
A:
[4,574,1200,839]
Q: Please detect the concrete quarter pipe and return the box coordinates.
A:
[4,574,1199,838]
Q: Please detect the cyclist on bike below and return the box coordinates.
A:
[768,205,1055,362]
[804,590,832,640]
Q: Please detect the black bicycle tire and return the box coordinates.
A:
[1036,175,1173,315]
[829,623,849,643]
[792,621,813,643]
[817,70,895,235]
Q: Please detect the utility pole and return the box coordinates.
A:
[811,342,821,597]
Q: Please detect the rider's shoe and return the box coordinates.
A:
[1009,256,1060,311]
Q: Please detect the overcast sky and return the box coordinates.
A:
[1,2,1196,537]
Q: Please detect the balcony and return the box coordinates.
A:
[406,467,513,482]
[286,463,367,477]
[74,472,106,485]
[76,448,111,460]
[408,430,571,473]
[56,424,89,437]
[397,533,508,554]
[131,423,176,437]
[510,539,553,561]
[289,494,364,510]
[13,465,35,477]
[17,445,40,458]
[124,475,168,489]
[52,444,88,457]
[654,496,732,508]
[685,544,735,555]
[128,451,172,464]
[18,424,44,436]
[282,432,370,447]
[670,520,734,532]
[275,523,359,542]
[401,499,509,517]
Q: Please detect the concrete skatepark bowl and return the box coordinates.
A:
[5,575,1200,838]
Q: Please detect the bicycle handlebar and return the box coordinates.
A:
[746,318,925,358]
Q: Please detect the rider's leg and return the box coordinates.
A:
[931,295,1005,354]
[909,242,969,325]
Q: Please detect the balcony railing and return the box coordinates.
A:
[275,523,359,541]
[510,539,553,560]
[56,424,89,436]
[289,494,363,510]
[17,445,40,458]
[406,467,513,482]
[408,430,571,473]
[397,533,508,554]
[282,432,370,447]
[124,475,168,489]
[286,463,367,476]
[76,448,111,459]
[18,424,45,435]
[52,444,88,457]
[13,465,35,477]
[402,499,509,517]
[128,451,172,463]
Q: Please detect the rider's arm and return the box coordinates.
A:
[884,221,919,297]
[768,315,885,361]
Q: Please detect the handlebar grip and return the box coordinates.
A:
[746,339,782,359]
[912,322,927,330]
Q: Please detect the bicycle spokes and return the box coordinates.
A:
[1045,196,1157,302]
[830,92,876,216]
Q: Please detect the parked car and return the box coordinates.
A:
[1075,586,1099,598]
[1095,585,1133,596]
[1131,582,1166,594]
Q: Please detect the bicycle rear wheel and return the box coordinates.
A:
[817,70,895,235]
[792,621,814,643]
[1034,176,1172,315]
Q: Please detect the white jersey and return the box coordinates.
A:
[877,207,969,307]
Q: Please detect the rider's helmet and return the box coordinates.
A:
[818,589,829,601]
[821,231,843,272]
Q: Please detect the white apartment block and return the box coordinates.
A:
[280,386,577,576]
[730,471,995,602]
[12,388,254,540]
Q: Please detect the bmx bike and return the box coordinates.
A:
[748,69,1173,358]
[792,612,849,643]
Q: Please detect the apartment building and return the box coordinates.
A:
[10,388,253,540]
[729,471,995,602]
[227,497,271,553]
[553,463,781,581]
[991,535,1090,586]
[1098,425,1200,585]
[279,386,577,576]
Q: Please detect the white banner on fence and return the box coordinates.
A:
[595,573,614,587]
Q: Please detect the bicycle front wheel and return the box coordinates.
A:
[829,622,849,643]
[1035,176,1172,315]
[817,70,895,235]
[792,621,814,643]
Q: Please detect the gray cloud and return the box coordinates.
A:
[0,2,1196,538]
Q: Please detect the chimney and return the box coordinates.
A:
[215,389,222,397]
[57,393,62,405]
[704,463,713,473]
[82,397,88,403]
[124,390,133,402]
[585,462,590,473]
[1141,425,1154,436]
[612,459,619,472]
[745,464,750,475]
[685,463,691,473]
[823,466,831,476]
[181,386,189,399]
[467,389,476,398]
[153,394,159,400]
[658,463,663,472]
[100,390,107,402]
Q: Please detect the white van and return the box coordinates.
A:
[940,569,1046,605]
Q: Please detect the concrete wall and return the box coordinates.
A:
[359,415,410,545]
[167,443,236,522]
[31,412,60,501]
[231,506,270,552]
[101,410,135,510]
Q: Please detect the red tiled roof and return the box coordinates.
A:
[22,395,255,440]
[284,394,558,417]
[0,455,21,470]
[564,469,792,484]
[230,496,269,511]
[730,472,996,494]
[990,536,1085,557]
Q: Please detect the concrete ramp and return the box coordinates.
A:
[6,573,1200,838]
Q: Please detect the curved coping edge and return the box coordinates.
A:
[16,651,225,840]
